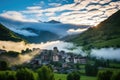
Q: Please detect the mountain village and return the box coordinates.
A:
[29,47,87,73]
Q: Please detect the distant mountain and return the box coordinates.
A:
[44,20,61,23]
[69,10,120,50]
[0,23,23,42]
[16,28,59,43]
[0,16,89,43]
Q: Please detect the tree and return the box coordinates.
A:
[0,71,16,80]
[97,70,113,80]
[67,71,80,80]
[67,73,73,80]
[111,71,120,80]
[85,64,98,76]
[0,60,8,70]
[0,71,7,80]
[51,62,62,67]
[95,59,109,67]
[75,63,80,69]
[16,68,37,80]
[37,66,55,80]
[5,71,16,80]
[1,51,20,57]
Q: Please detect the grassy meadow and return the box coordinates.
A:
[54,73,96,80]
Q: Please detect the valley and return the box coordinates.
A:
[0,1,120,80]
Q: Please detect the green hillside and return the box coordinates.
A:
[69,10,120,50]
[0,23,23,42]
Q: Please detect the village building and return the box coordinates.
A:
[52,47,59,62]
[79,57,87,64]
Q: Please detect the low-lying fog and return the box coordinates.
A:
[0,40,84,54]
[0,40,120,62]
[91,48,120,60]
[0,40,85,65]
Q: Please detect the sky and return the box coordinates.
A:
[0,0,120,25]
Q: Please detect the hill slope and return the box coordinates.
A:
[69,10,120,50]
[0,23,23,42]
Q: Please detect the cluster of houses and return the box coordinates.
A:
[0,47,87,73]
[30,47,87,72]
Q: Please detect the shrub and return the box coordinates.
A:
[0,71,16,80]
[16,68,37,80]
[97,70,113,80]
[67,71,80,80]
[37,66,55,80]
[111,71,120,80]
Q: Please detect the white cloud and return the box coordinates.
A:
[110,1,120,7]
[41,0,119,25]
[8,27,38,36]
[45,12,55,16]
[21,9,43,14]
[104,8,118,17]
[86,5,101,11]
[99,0,111,4]
[27,6,41,10]
[74,0,81,3]
[91,0,100,3]
[0,11,38,22]
[0,11,25,21]
[39,1,45,6]
[67,28,88,35]
[43,4,75,12]
[49,3,61,7]
[0,0,120,25]
[35,13,43,17]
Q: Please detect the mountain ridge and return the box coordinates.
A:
[68,10,120,50]
[0,23,23,42]
[44,20,61,23]
[0,17,90,43]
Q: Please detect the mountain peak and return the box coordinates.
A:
[45,20,61,23]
